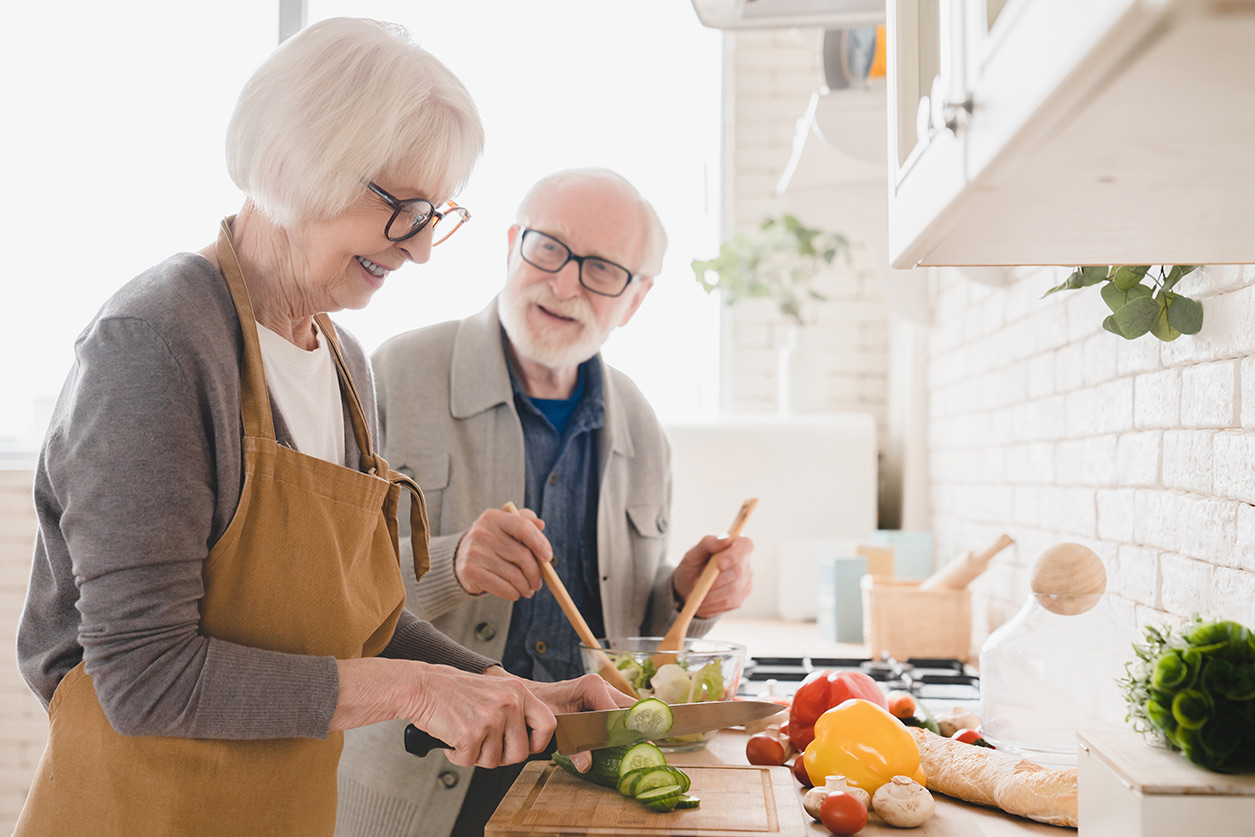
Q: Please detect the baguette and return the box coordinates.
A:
[908,727,1078,827]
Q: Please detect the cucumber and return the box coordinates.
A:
[551,744,630,789]
[675,793,701,809]
[617,741,667,777]
[630,767,683,798]
[636,785,684,813]
[617,766,657,797]
[624,697,674,739]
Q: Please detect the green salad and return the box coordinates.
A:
[1120,616,1255,773]
[614,656,726,703]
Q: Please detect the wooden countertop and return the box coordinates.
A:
[668,729,1076,836]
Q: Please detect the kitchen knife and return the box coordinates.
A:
[404,699,783,757]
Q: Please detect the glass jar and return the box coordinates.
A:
[978,543,1137,767]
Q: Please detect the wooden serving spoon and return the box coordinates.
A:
[650,498,759,668]
[501,502,638,699]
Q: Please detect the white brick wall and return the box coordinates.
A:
[926,266,1255,647]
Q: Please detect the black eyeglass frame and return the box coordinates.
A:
[367,181,470,243]
[518,228,639,298]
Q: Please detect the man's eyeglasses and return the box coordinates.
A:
[518,229,637,298]
[367,182,470,244]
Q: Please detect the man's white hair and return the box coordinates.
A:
[515,168,668,277]
[226,17,484,228]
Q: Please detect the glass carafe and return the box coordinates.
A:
[978,543,1137,767]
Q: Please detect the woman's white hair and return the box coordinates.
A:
[226,17,484,227]
[516,168,668,277]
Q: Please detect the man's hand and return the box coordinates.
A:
[454,507,553,600]
[670,534,754,618]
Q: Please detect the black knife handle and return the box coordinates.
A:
[404,723,451,757]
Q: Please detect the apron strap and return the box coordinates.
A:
[315,313,378,473]
[392,470,432,580]
[216,218,276,441]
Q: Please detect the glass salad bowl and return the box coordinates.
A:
[580,637,747,752]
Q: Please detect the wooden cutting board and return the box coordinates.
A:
[485,761,806,836]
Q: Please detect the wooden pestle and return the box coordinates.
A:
[650,498,759,668]
[500,502,638,699]
[919,533,1014,591]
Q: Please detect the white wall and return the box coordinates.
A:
[721,29,892,433]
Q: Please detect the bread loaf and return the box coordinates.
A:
[908,727,1078,827]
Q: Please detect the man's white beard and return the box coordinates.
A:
[499,284,610,369]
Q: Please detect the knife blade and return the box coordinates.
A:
[555,699,782,755]
[403,699,784,758]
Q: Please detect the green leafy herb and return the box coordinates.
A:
[1043,265,1202,342]
[1119,616,1255,773]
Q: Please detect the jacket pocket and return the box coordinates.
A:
[396,453,449,535]
[626,504,668,539]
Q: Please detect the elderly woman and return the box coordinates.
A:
[15,17,626,835]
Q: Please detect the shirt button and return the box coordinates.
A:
[438,770,459,788]
[474,622,496,642]
[534,640,547,655]
[656,514,668,533]
[548,472,558,486]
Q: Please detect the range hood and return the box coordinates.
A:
[691,0,882,30]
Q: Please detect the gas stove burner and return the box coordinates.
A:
[737,654,980,703]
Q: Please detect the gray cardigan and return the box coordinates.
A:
[335,299,714,837]
[17,252,494,741]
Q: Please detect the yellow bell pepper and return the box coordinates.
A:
[801,698,927,794]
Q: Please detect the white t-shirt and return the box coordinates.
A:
[255,320,346,465]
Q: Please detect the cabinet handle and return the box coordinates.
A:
[939,95,974,133]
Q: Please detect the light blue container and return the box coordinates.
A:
[868,530,935,580]
[818,554,867,643]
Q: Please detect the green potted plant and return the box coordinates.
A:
[1042,265,1203,341]
[691,214,850,325]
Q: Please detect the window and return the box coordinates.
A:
[0,2,722,449]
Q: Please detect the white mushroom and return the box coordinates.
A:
[802,775,870,821]
[871,775,935,828]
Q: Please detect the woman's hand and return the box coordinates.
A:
[331,658,556,768]
[486,668,636,772]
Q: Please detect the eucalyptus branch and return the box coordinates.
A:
[1042,264,1202,341]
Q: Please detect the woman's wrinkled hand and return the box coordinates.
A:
[401,663,556,769]
[494,670,636,772]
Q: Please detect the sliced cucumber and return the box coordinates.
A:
[675,793,701,809]
[617,741,667,777]
[631,767,682,797]
[637,784,684,813]
[617,766,655,797]
[624,697,674,738]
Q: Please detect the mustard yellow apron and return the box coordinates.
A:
[16,220,430,835]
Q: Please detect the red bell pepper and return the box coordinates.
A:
[788,669,887,750]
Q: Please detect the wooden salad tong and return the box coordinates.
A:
[501,502,638,698]
[651,498,759,668]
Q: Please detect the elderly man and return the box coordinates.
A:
[335,168,753,837]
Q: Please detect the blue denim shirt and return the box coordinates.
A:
[500,347,606,682]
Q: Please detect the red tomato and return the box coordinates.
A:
[792,754,812,788]
[951,728,994,748]
[886,690,917,720]
[745,733,786,766]
[819,791,868,835]
[788,670,887,751]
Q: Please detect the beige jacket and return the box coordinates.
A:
[335,299,713,837]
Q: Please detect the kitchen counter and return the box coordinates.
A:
[669,730,1076,836]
